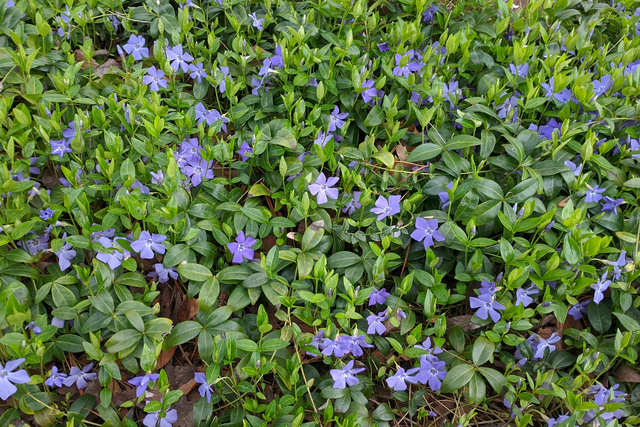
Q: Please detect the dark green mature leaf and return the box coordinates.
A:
[472,337,495,365]
[587,303,612,334]
[164,321,202,348]
[178,263,212,282]
[441,363,474,392]
[407,143,443,162]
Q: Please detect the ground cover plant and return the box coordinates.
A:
[0,0,640,425]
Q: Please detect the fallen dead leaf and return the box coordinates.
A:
[177,297,199,322]
[94,59,122,78]
[615,365,640,383]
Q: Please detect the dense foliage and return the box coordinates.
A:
[0,0,640,425]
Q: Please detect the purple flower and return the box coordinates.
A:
[541,77,572,103]
[366,311,388,335]
[148,264,179,283]
[386,367,419,391]
[414,358,447,391]
[585,185,605,203]
[51,317,66,328]
[237,141,253,161]
[342,191,362,215]
[530,118,563,140]
[601,196,623,215]
[564,160,583,177]
[306,331,325,357]
[248,12,264,30]
[515,284,538,307]
[371,195,401,221]
[50,139,72,158]
[592,74,612,98]
[0,358,30,400]
[143,407,178,427]
[56,239,76,271]
[21,232,49,255]
[340,335,373,357]
[414,337,444,364]
[533,333,561,360]
[122,35,149,61]
[62,363,96,390]
[184,159,214,186]
[129,373,160,397]
[470,293,506,323]
[439,181,453,209]
[227,232,256,264]
[130,231,166,260]
[309,173,339,205]
[568,300,590,320]
[150,170,164,185]
[443,80,461,108]
[25,322,41,335]
[328,106,349,132]
[131,180,150,195]
[361,79,378,103]
[321,337,349,357]
[479,279,497,296]
[393,51,422,78]
[368,288,390,306]
[496,95,520,122]
[592,272,611,304]
[189,63,208,83]
[194,372,214,402]
[314,130,333,148]
[39,208,54,221]
[423,4,437,22]
[547,414,571,427]
[95,237,127,269]
[610,250,628,280]
[45,366,67,388]
[411,218,445,249]
[330,360,365,389]
[166,45,194,73]
[143,66,167,92]
[509,62,529,78]
[377,42,389,52]
[584,384,627,424]
[217,66,232,94]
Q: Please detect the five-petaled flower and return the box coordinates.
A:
[143,66,167,92]
[45,365,67,388]
[330,360,365,389]
[227,232,256,264]
[131,231,167,259]
[195,372,215,403]
[371,195,401,221]
[129,373,160,397]
[62,363,96,390]
[366,311,388,335]
[470,293,506,323]
[0,358,31,400]
[309,173,339,205]
[386,367,419,391]
[123,35,149,61]
[592,272,611,304]
[411,218,445,249]
[368,287,390,306]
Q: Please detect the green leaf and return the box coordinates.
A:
[260,339,290,352]
[328,251,361,268]
[478,367,506,392]
[623,178,640,188]
[163,321,201,348]
[440,363,474,392]
[407,143,443,162]
[587,302,611,334]
[177,263,212,282]
[472,336,495,366]
[364,105,384,127]
[104,329,142,353]
[445,134,482,150]
[227,286,251,311]
[270,128,297,150]
[199,277,220,310]
[506,178,538,203]
[613,312,640,332]
[164,244,190,266]
[55,334,87,353]
[467,373,487,404]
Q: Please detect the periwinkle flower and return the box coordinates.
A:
[309,173,339,204]
[515,284,539,307]
[189,63,208,83]
[62,363,96,390]
[533,333,561,360]
[410,218,445,249]
[541,77,572,103]
[342,191,362,215]
[143,66,167,92]
[148,264,178,283]
[585,185,605,203]
[166,45,194,73]
[439,181,453,209]
[56,239,76,271]
[601,196,623,215]
[393,51,422,78]
[422,4,437,22]
[366,311,388,335]
[237,141,253,162]
[414,359,447,391]
[370,195,401,221]
[368,287,390,306]
[386,367,419,391]
[45,366,67,388]
[150,170,164,185]
[248,12,264,30]
[568,300,590,320]
[143,407,178,427]
[377,42,389,52]
[227,232,256,264]
[122,35,149,61]
[470,293,506,323]
[184,159,214,186]
[194,372,214,403]
[39,208,54,221]
[131,231,167,259]
[330,360,365,389]
[321,337,349,357]
[328,106,349,132]
[564,160,583,176]
[0,358,31,400]
[314,130,333,148]
[360,79,377,103]
[50,139,73,158]
[592,272,611,304]
[340,335,373,357]
[129,373,160,397]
